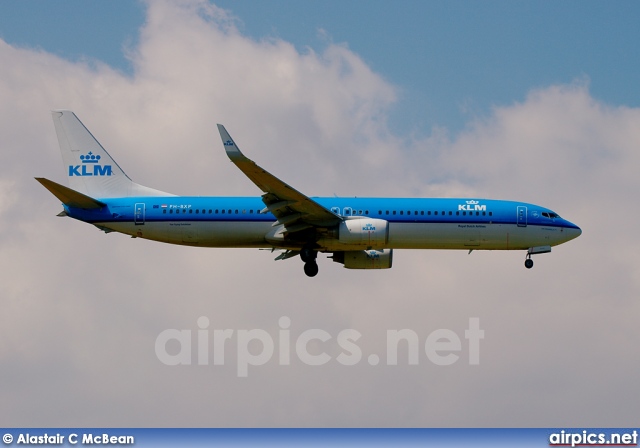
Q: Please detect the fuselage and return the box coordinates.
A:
[65,196,582,252]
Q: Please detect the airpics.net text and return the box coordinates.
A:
[155,317,484,377]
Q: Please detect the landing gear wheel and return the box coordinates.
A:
[304,261,319,277]
[524,258,534,269]
[300,248,316,263]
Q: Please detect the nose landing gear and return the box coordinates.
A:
[524,256,534,269]
[524,245,552,269]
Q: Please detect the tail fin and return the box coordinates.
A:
[51,110,172,198]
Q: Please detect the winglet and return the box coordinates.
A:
[217,124,247,163]
[35,177,106,209]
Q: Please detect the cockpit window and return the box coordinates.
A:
[542,212,560,219]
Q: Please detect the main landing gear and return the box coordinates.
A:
[301,248,319,277]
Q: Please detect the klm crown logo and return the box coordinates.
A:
[69,151,112,177]
[80,151,101,163]
[223,140,234,146]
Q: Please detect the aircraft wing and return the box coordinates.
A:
[217,125,341,232]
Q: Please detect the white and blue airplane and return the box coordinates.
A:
[37,111,581,277]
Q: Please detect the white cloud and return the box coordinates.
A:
[0,0,639,427]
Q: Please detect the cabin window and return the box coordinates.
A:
[386,211,389,215]
[195,209,199,214]
[163,209,166,214]
[393,211,396,215]
[228,209,232,214]
[456,211,460,216]
[482,211,486,216]
[378,210,382,214]
[463,211,466,216]
[489,212,493,216]
[250,210,253,214]
[434,211,438,215]
[183,209,186,213]
[421,211,424,215]
[189,209,193,213]
[407,211,411,215]
[221,210,225,214]
[400,211,404,215]
[427,211,431,215]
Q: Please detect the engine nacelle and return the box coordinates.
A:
[332,249,393,269]
[338,218,389,247]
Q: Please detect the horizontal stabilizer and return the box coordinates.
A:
[35,177,106,209]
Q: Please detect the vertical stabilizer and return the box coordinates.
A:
[52,110,172,198]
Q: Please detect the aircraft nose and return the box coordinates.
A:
[565,221,582,241]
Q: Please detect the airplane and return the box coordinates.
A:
[36,110,581,277]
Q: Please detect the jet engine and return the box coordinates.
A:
[338,218,389,247]
[332,249,393,269]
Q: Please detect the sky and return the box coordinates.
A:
[0,0,639,428]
